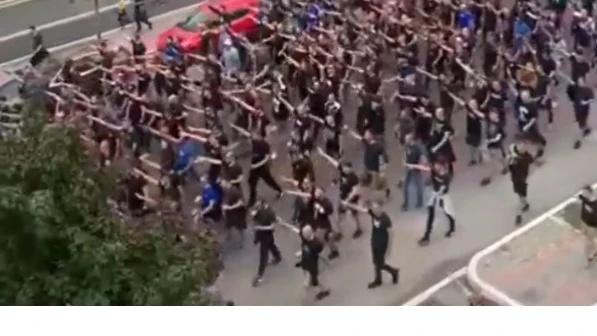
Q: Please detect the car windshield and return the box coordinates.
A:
[178,11,218,31]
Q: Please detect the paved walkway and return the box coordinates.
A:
[470,201,597,306]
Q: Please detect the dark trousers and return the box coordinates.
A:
[423,201,455,240]
[248,166,282,205]
[134,11,152,32]
[257,236,281,277]
[372,247,396,282]
[30,47,49,67]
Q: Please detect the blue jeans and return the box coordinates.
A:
[402,170,424,209]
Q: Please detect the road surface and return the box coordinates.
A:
[0,0,199,63]
[3,5,597,306]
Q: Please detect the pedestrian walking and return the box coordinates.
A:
[298,225,330,301]
[344,200,399,288]
[29,26,49,67]
[250,199,281,287]
[134,0,153,33]
[401,132,425,211]
[407,160,456,246]
[578,185,597,266]
[117,0,130,28]
[507,138,534,226]
[247,132,283,206]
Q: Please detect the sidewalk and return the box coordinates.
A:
[469,201,597,306]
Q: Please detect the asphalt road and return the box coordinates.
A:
[0,0,120,36]
[214,78,597,305]
[0,0,199,63]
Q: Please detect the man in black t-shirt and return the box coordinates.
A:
[248,133,282,206]
[309,187,339,259]
[578,185,597,266]
[222,180,247,246]
[572,77,594,149]
[250,199,281,287]
[299,225,330,301]
[366,201,399,288]
[361,130,390,197]
[508,139,534,226]
[222,152,244,193]
[338,162,363,238]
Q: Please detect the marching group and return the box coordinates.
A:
[9,0,597,301]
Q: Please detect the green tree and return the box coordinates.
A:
[0,109,220,305]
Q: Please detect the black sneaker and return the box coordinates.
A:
[468,160,477,166]
[352,229,363,239]
[445,229,455,238]
[315,290,330,300]
[272,257,282,265]
[418,237,430,247]
[367,281,382,289]
[480,177,491,186]
[391,269,400,284]
[515,215,522,226]
[522,203,530,213]
[583,128,592,137]
[328,250,339,260]
[574,140,581,149]
[536,149,545,158]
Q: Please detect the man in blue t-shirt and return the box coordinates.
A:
[173,139,200,182]
[457,5,475,30]
[200,179,224,222]
[513,18,531,53]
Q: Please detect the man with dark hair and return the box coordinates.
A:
[344,200,399,288]
[250,199,281,287]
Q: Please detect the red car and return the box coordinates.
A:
[156,0,260,53]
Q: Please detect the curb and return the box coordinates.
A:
[0,0,33,10]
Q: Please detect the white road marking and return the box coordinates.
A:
[0,3,199,69]
[401,267,466,306]
[0,0,132,43]
[0,0,33,11]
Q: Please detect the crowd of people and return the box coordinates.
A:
[8,0,597,301]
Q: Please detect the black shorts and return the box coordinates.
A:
[512,180,527,198]
[203,208,222,223]
[226,216,247,230]
[306,265,320,287]
[575,110,589,129]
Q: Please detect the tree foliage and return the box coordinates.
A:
[0,109,220,305]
